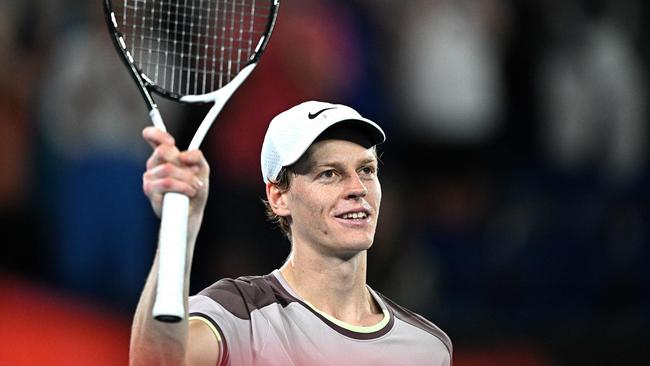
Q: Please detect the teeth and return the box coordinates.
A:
[342,212,367,219]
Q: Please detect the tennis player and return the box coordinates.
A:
[132,101,452,365]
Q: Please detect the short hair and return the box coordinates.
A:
[263,166,294,240]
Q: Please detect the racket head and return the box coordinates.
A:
[104,0,280,102]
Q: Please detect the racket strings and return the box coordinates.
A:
[114,0,271,96]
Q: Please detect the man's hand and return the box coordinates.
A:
[142,127,210,233]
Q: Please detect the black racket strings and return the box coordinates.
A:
[113,0,272,96]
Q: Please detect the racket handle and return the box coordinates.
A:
[152,192,190,322]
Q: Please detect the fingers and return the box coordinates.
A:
[148,163,203,189]
[143,171,201,198]
[147,143,182,170]
[143,126,175,149]
[144,154,207,194]
[179,149,210,176]
[142,127,210,218]
[143,160,205,216]
[143,127,208,174]
[144,151,207,196]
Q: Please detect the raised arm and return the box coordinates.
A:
[129,127,219,366]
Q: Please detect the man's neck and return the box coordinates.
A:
[279,245,382,327]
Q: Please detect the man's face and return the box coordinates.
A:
[284,127,381,257]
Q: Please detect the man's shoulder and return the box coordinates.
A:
[375,291,453,355]
[194,272,295,319]
[198,273,277,299]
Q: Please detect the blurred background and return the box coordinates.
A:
[1,0,648,364]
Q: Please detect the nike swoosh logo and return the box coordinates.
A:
[308,107,336,119]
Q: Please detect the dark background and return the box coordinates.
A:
[0,0,648,364]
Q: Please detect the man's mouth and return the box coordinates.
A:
[337,211,369,220]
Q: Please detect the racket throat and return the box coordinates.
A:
[183,63,259,150]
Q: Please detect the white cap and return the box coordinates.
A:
[261,101,386,183]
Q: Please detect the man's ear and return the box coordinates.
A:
[266,183,290,217]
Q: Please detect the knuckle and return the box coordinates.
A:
[154,145,169,157]
[161,177,174,189]
[156,144,176,158]
[160,162,175,175]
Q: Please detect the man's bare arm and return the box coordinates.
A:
[129,127,219,366]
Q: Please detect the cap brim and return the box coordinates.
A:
[280,117,386,168]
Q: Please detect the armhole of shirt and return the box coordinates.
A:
[189,313,227,366]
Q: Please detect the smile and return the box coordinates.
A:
[340,211,368,220]
[334,207,372,226]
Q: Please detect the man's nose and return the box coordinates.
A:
[345,174,368,199]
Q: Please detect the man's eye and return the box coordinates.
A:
[360,166,375,175]
[320,170,335,179]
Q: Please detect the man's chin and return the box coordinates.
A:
[334,237,374,257]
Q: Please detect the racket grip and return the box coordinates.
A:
[152,192,190,322]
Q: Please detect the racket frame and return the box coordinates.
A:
[103,0,280,322]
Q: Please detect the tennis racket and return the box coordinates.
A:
[103,0,280,322]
